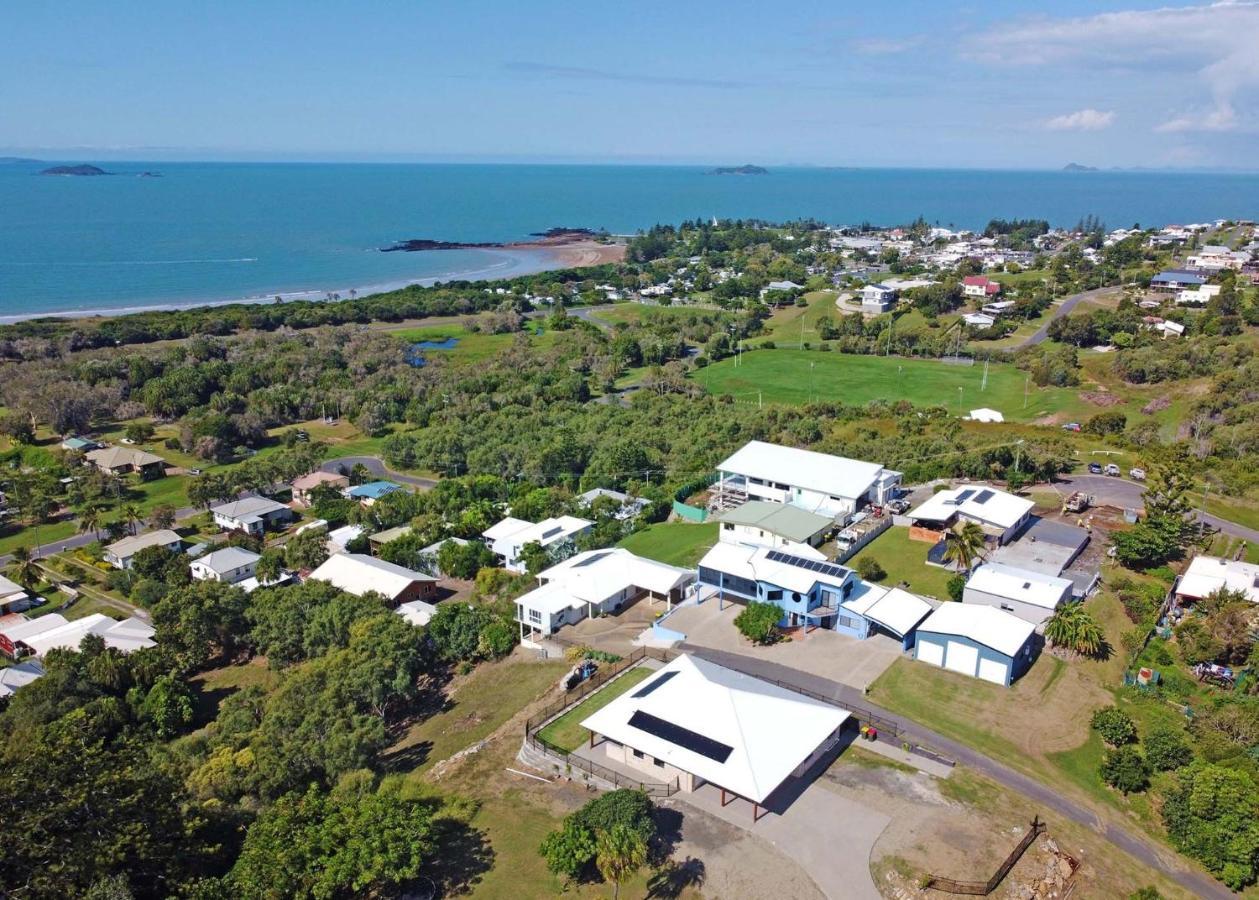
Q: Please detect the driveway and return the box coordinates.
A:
[667,600,903,691]
[1053,474,1259,543]
[1014,287,1117,350]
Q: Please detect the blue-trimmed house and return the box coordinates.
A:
[912,602,1036,686]
[346,480,403,506]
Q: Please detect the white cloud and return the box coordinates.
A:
[1045,109,1115,131]
[852,36,923,56]
[961,2,1259,133]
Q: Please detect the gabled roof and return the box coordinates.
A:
[211,496,290,519]
[717,441,886,501]
[292,470,348,491]
[396,599,438,627]
[534,548,693,604]
[718,501,833,543]
[193,546,260,574]
[965,563,1072,609]
[14,613,156,658]
[105,529,182,559]
[698,542,849,594]
[0,573,28,600]
[1178,555,1259,604]
[482,515,593,547]
[917,603,1035,657]
[582,654,849,804]
[0,660,45,698]
[842,585,933,637]
[86,446,165,469]
[908,485,1033,530]
[308,553,435,601]
[346,480,402,499]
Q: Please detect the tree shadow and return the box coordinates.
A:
[646,857,706,899]
[650,805,685,866]
[425,815,495,897]
[381,739,434,773]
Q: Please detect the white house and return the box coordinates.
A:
[0,614,155,660]
[1175,555,1259,605]
[581,654,849,813]
[860,283,897,313]
[717,500,832,553]
[481,515,593,573]
[963,312,996,328]
[104,529,182,569]
[577,488,649,521]
[396,599,439,628]
[714,441,900,520]
[981,300,1016,317]
[967,408,1005,423]
[211,496,293,535]
[1175,284,1221,305]
[962,562,1074,625]
[907,485,1034,545]
[307,553,437,605]
[190,546,261,584]
[515,548,693,639]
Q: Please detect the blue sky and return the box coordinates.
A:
[4,0,1257,168]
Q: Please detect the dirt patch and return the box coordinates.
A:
[1142,396,1172,415]
[1078,390,1124,407]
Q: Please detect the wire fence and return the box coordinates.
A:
[924,816,1047,895]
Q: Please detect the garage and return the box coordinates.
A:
[917,639,944,667]
[944,641,979,676]
[977,657,1009,685]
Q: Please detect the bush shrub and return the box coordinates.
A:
[1144,725,1193,772]
[1100,745,1151,794]
[1091,706,1137,746]
[946,574,966,602]
[856,556,886,582]
[734,601,782,644]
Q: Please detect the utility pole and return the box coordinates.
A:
[981,358,989,392]
[1023,373,1030,409]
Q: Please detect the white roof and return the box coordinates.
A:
[966,563,1072,609]
[698,542,850,594]
[482,516,534,541]
[212,496,290,519]
[717,441,886,501]
[16,613,156,658]
[0,614,70,642]
[918,603,1035,657]
[192,546,260,575]
[308,553,435,601]
[909,485,1033,531]
[1177,555,1259,604]
[968,408,1005,423]
[396,599,438,627]
[539,548,693,601]
[327,524,366,549]
[482,515,592,547]
[0,660,45,698]
[582,654,849,803]
[106,529,181,559]
[842,585,933,637]
[0,573,27,600]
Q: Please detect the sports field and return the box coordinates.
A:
[696,348,1077,421]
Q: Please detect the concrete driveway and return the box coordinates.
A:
[666,600,904,691]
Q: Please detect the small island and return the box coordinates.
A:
[710,164,768,175]
[1062,162,1098,172]
[40,164,109,176]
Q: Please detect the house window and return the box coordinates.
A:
[527,609,542,625]
[722,523,733,531]
[653,758,665,768]
[838,615,858,629]
[766,589,783,601]
[1000,604,1014,612]
[632,749,645,759]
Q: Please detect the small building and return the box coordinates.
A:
[291,470,350,505]
[1175,555,1259,606]
[967,408,1005,423]
[0,574,35,616]
[396,598,439,628]
[962,312,996,328]
[860,283,897,313]
[962,562,1074,625]
[514,548,693,639]
[714,440,900,520]
[718,500,833,553]
[907,485,1034,545]
[1175,284,1221,305]
[482,515,594,574]
[981,299,1016,316]
[0,659,46,698]
[962,275,1002,298]
[211,496,294,535]
[913,603,1036,686]
[326,524,366,555]
[577,488,649,521]
[1150,269,1206,292]
[836,584,934,650]
[1156,320,1185,339]
[104,529,182,569]
[60,436,102,453]
[86,446,166,477]
[307,553,437,606]
[580,654,850,815]
[0,613,156,660]
[345,480,403,506]
[190,546,261,584]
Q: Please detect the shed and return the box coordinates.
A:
[913,603,1036,686]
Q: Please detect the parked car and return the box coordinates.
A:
[1062,422,1082,432]
[1104,463,1121,477]
[1130,467,1147,481]
[189,467,203,475]
[886,498,911,515]
[1087,462,1103,474]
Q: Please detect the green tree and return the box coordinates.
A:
[121,504,143,536]
[856,556,886,582]
[150,579,251,671]
[595,823,648,900]
[149,503,177,531]
[284,528,329,571]
[1045,605,1105,658]
[138,673,194,738]
[254,548,285,584]
[435,538,495,579]
[734,601,782,644]
[78,504,104,541]
[427,602,496,661]
[540,819,599,884]
[946,573,966,602]
[1162,762,1259,888]
[1100,745,1151,794]
[519,540,551,575]
[1144,725,1194,771]
[1091,706,1137,746]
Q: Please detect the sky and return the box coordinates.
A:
[3,0,1258,169]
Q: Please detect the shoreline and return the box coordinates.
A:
[0,240,624,325]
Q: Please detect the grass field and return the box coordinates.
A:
[534,666,654,751]
[391,323,553,364]
[617,521,717,567]
[849,527,957,599]
[696,349,1076,421]
[754,290,838,345]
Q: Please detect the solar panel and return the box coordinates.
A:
[572,551,610,568]
[628,710,733,763]
[974,489,994,504]
[541,526,563,539]
[955,489,975,503]
[765,549,850,582]
[630,670,678,698]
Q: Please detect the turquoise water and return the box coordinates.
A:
[3,161,1257,318]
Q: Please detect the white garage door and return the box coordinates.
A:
[944,641,979,676]
[977,657,1009,685]
[917,639,944,667]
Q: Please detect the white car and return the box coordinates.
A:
[1129,467,1146,481]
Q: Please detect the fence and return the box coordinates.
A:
[924,816,1046,895]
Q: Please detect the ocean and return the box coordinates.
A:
[3,161,1257,319]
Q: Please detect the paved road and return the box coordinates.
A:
[678,644,1232,900]
[1014,287,1118,350]
[1055,474,1259,543]
[319,456,437,489]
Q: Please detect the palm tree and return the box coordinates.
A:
[1045,604,1105,658]
[941,520,987,572]
[9,546,41,589]
[77,504,103,541]
[595,824,647,900]
[121,504,143,536]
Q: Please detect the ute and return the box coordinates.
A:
[1104,463,1121,476]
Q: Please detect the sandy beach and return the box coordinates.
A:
[527,239,626,268]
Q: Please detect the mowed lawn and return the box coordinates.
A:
[534,666,654,751]
[696,348,1076,421]
[617,521,717,567]
[849,526,957,600]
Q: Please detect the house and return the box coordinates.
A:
[1150,270,1206,292]
[0,613,156,660]
[713,441,900,520]
[1175,284,1221,305]
[580,654,850,814]
[60,436,102,453]
[1187,245,1245,271]
[577,488,649,521]
[482,515,593,574]
[717,500,832,553]
[834,584,934,650]
[0,659,45,698]
[981,300,1016,317]
[760,279,804,299]
[860,283,897,313]
[190,546,261,584]
[962,312,996,328]
[326,524,366,555]
[967,408,1005,423]
[291,470,349,505]
[396,598,439,628]
[367,524,413,553]
[86,446,166,477]
[698,543,859,632]
[962,562,1074,625]
[913,603,1036,686]
[345,481,403,506]
[307,553,437,605]
[1175,555,1259,606]
[104,529,182,569]
[211,496,293,535]
[1156,320,1185,339]
[907,485,1034,545]
[515,548,693,639]
[0,574,35,616]
[962,276,1002,298]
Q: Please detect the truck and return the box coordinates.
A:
[1062,491,1093,514]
